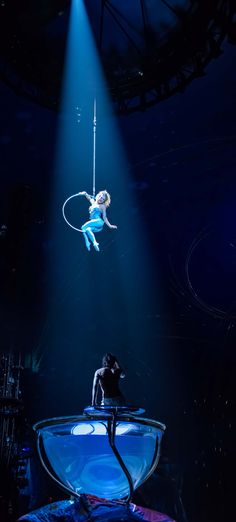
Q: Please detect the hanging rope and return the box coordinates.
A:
[62,99,97,232]
[92,98,97,197]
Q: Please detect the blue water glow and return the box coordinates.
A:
[40,418,164,499]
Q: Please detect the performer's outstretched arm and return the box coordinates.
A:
[78,191,94,205]
[102,207,117,229]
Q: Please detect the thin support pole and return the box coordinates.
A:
[92,98,97,197]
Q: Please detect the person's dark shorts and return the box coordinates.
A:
[101,396,125,406]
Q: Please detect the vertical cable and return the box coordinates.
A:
[92,98,97,197]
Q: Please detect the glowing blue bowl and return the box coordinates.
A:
[34,411,165,500]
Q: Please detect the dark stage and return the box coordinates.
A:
[0,2,235,522]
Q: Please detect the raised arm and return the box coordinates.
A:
[113,359,125,378]
[78,191,94,205]
[102,207,117,229]
[92,370,100,406]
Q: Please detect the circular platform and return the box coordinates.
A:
[83,405,146,416]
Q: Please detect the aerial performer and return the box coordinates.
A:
[62,101,117,250]
[92,353,125,406]
[78,190,117,252]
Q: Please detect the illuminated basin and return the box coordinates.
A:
[34,410,166,500]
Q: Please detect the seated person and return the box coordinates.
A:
[92,353,125,407]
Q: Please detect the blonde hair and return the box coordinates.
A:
[96,190,111,207]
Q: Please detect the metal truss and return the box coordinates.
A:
[0,1,235,114]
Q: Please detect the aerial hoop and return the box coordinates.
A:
[62,193,83,233]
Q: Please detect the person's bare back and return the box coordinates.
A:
[92,353,125,406]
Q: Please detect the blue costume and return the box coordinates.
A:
[81,204,104,251]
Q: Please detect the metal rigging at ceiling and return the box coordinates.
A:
[0,1,235,113]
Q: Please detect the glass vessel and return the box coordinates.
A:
[34,407,166,501]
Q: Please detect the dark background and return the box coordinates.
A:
[0,2,235,522]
